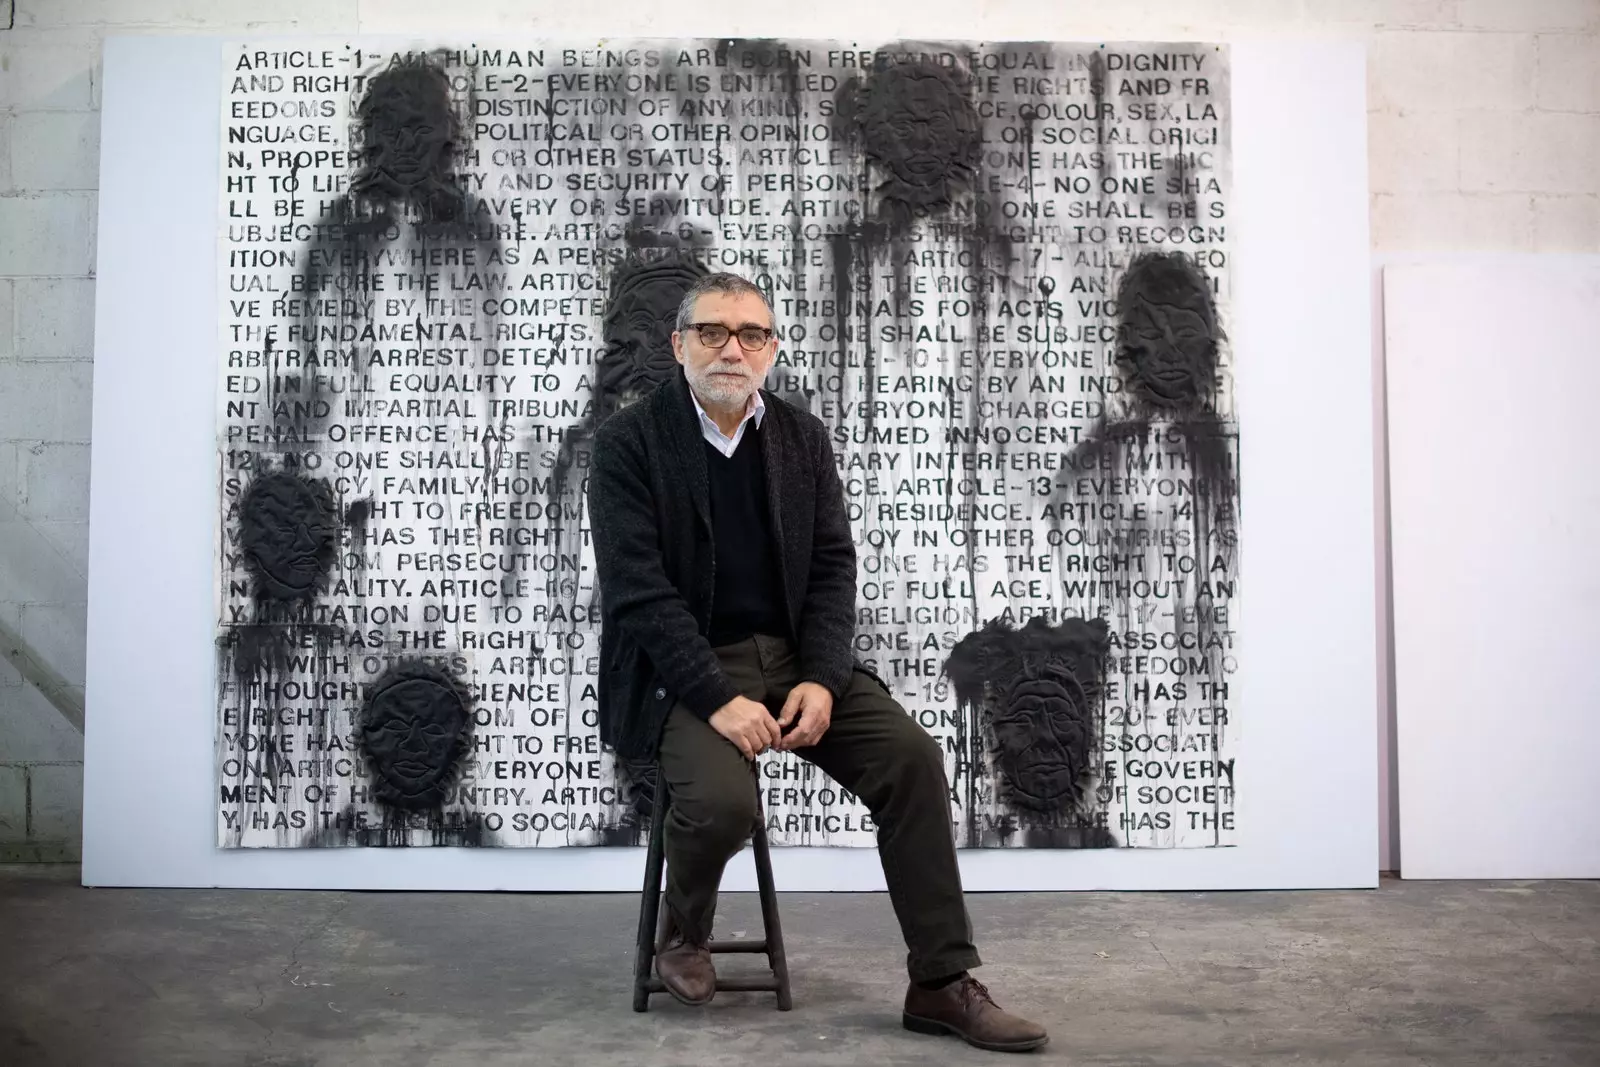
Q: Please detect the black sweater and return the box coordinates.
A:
[704,424,791,647]
[588,371,864,758]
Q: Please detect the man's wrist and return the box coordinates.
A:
[682,674,741,721]
[799,662,851,700]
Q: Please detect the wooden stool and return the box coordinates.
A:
[631,759,793,1011]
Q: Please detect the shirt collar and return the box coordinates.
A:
[690,386,764,438]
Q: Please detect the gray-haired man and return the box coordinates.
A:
[587,271,1047,1052]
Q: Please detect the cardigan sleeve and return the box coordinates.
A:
[588,420,740,720]
[795,424,859,699]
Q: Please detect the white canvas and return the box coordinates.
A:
[1387,257,1600,880]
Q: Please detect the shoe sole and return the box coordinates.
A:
[903,1011,1049,1052]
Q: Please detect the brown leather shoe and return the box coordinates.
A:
[656,933,716,1006]
[903,975,1048,1052]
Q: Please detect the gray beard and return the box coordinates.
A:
[690,368,758,410]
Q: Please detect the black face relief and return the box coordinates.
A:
[595,257,707,417]
[358,661,473,811]
[857,59,981,218]
[988,662,1095,812]
[945,616,1111,815]
[352,56,459,207]
[1114,252,1220,414]
[238,471,339,602]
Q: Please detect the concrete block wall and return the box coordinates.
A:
[0,0,1595,863]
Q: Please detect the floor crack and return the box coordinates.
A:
[245,894,350,1062]
[282,894,352,986]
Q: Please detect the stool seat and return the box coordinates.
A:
[632,758,793,1011]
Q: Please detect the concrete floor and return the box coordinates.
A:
[1,866,1596,1066]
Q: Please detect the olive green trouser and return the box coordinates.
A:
[657,633,982,984]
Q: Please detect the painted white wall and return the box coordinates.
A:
[5,0,1599,869]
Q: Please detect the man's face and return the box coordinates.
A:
[361,676,468,809]
[671,290,777,410]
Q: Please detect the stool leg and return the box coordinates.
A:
[632,775,668,1012]
[749,766,793,1010]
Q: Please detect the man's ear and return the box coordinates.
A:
[671,329,686,365]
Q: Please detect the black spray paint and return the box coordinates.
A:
[350,57,467,219]
[1050,250,1239,842]
[304,654,493,850]
[829,47,1029,843]
[227,53,512,846]
[282,50,505,494]
[550,250,709,546]
[545,249,711,842]
[1114,252,1222,416]
[216,467,345,843]
[1067,251,1237,575]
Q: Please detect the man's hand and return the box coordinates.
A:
[775,682,834,750]
[708,695,783,760]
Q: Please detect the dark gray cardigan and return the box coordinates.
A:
[588,370,868,759]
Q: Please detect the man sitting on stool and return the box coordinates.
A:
[588,271,1048,1053]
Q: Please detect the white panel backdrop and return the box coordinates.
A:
[82,35,1376,890]
[1387,257,1600,880]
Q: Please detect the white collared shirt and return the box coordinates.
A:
[691,388,766,458]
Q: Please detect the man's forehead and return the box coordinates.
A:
[691,291,772,326]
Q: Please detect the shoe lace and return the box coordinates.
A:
[667,930,710,950]
[960,976,997,1007]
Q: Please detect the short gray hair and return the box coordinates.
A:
[675,271,777,334]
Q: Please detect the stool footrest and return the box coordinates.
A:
[641,976,784,994]
[709,940,768,954]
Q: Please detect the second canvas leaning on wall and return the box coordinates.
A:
[213,37,1239,850]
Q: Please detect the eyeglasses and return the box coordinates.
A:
[687,323,774,352]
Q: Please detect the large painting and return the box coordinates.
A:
[214,38,1237,849]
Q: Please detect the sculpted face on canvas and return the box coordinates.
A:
[857,58,982,218]
[988,663,1096,813]
[352,56,460,209]
[1114,252,1221,415]
[238,471,340,602]
[599,258,708,416]
[945,617,1110,819]
[359,662,473,811]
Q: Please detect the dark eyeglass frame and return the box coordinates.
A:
[687,322,775,352]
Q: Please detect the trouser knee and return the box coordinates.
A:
[864,728,949,815]
[894,728,949,791]
[673,783,758,854]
